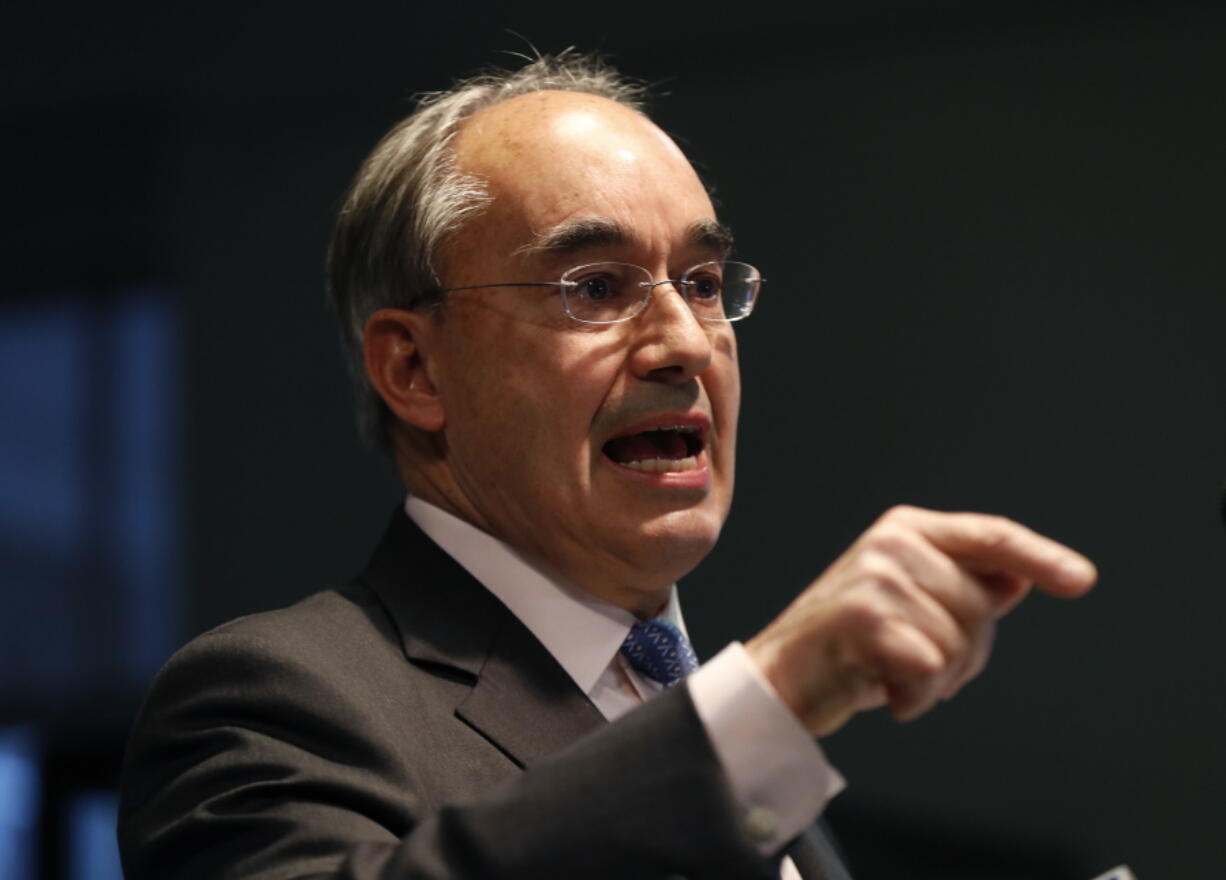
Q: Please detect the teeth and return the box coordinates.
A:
[622,456,699,473]
[653,425,698,434]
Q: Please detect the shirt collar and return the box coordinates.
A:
[404,496,688,695]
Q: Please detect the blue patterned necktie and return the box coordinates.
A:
[619,619,700,688]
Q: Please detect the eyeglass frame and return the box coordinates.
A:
[417,259,765,325]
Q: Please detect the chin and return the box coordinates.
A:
[628,505,727,579]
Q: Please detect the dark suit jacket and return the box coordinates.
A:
[119,511,851,879]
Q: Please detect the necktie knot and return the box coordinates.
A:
[619,619,699,688]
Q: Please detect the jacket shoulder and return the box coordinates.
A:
[127,580,420,755]
[117,582,430,878]
[192,580,399,666]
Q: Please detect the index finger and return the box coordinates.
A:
[885,506,1097,598]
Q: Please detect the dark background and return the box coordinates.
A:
[2,1,1224,877]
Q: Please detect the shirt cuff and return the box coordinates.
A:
[687,642,846,855]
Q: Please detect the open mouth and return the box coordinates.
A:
[602,425,705,473]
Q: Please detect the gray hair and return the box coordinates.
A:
[327,51,647,447]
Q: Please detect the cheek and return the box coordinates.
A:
[442,325,619,464]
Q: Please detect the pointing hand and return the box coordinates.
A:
[745,506,1097,737]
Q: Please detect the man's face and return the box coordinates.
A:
[421,91,740,613]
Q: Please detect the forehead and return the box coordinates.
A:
[446,91,716,271]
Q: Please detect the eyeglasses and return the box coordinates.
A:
[435,260,764,325]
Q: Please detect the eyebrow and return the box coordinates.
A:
[514,217,736,260]
[515,219,631,257]
[686,218,735,258]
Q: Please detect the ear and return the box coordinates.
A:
[362,308,446,433]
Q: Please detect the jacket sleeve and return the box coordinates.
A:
[117,628,783,880]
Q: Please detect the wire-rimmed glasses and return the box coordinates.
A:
[437,260,764,325]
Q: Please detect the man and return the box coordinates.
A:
[119,54,1096,879]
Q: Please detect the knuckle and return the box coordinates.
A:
[880,639,944,685]
[880,504,921,524]
[966,515,1013,551]
[859,523,915,556]
[876,628,943,677]
[835,592,894,632]
[855,553,910,595]
[907,649,944,678]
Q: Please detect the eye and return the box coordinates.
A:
[574,274,617,302]
[565,263,641,305]
[559,262,652,324]
[686,271,723,302]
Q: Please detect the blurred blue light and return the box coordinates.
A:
[112,291,181,680]
[0,726,41,880]
[66,790,122,880]
[0,291,180,706]
[0,303,87,555]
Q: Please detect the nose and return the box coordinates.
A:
[627,281,714,384]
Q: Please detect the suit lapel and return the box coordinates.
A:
[362,510,853,878]
[360,508,605,768]
[455,609,606,767]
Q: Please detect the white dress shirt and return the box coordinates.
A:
[405,497,845,879]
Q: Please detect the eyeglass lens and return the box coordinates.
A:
[560,262,761,325]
